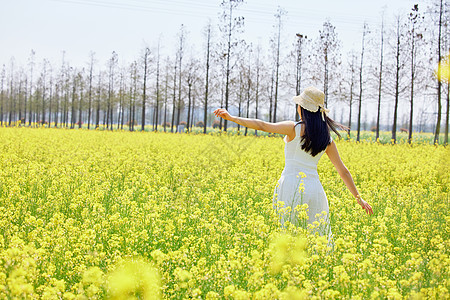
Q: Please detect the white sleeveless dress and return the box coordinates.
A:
[272,122,333,239]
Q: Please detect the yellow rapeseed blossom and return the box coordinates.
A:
[0,127,447,298]
[107,257,161,300]
[435,51,450,82]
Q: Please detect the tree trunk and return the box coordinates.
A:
[223,3,233,132]
[28,93,33,126]
[0,67,4,126]
[42,63,47,125]
[269,71,274,123]
[117,75,122,130]
[376,17,384,142]
[21,78,27,126]
[273,9,285,123]
[155,80,159,132]
[78,76,83,129]
[357,23,367,142]
[348,83,353,137]
[348,54,356,137]
[176,52,183,129]
[408,5,420,144]
[191,93,195,131]
[132,77,136,132]
[120,87,124,130]
[64,79,69,128]
[28,68,34,127]
[155,45,161,132]
[48,79,52,127]
[164,61,169,133]
[187,82,192,132]
[107,54,116,131]
[132,103,135,132]
[12,80,18,126]
[9,62,14,126]
[324,50,329,108]
[295,35,305,122]
[245,74,250,136]
[71,76,76,129]
[27,51,35,127]
[55,84,59,128]
[219,82,224,130]
[18,78,23,125]
[88,54,94,130]
[392,18,401,144]
[118,74,124,130]
[128,85,132,131]
[408,33,415,144]
[142,48,150,132]
[204,24,211,134]
[107,81,111,129]
[171,64,177,133]
[102,109,106,128]
[130,63,137,132]
[445,80,449,145]
[63,91,68,127]
[255,46,261,136]
[96,73,101,129]
[237,71,243,133]
[434,0,443,145]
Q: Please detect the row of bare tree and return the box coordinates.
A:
[0,0,449,144]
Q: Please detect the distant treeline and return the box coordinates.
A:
[0,0,448,144]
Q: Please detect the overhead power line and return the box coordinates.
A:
[50,0,383,32]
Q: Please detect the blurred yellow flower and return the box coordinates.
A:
[435,51,450,82]
[107,258,161,300]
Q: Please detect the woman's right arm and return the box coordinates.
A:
[325,141,373,215]
[213,108,296,138]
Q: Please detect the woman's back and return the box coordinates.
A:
[273,121,332,237]
[282,122,331,178]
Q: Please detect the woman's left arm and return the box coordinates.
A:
[214,108,295,136]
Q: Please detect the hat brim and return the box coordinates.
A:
[292,95,320,112]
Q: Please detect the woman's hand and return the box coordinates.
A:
[214,108,234,121]
[356,195,373,215]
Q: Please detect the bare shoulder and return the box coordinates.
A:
[325,140,337,154]
[261,120,296,137]
[277,120,297,128]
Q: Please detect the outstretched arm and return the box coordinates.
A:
[213,108,295,137]
[325,141,373,215]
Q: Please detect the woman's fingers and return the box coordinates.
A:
[360,201,373,215]
[215,108,230,120]
[214,108,226,118]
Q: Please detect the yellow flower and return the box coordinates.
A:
[224,285,235,297]
[107,257,161,300]
[435,51,450,82]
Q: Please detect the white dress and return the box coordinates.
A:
[272,122,333,239]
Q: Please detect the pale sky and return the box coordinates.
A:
[1,0,428,67]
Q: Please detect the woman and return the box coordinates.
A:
[213,86,373,239]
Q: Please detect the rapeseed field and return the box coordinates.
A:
[0,127,448,299]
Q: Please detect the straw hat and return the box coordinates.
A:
[292,86,330,121]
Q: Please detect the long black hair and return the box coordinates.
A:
[297,107,348,157]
